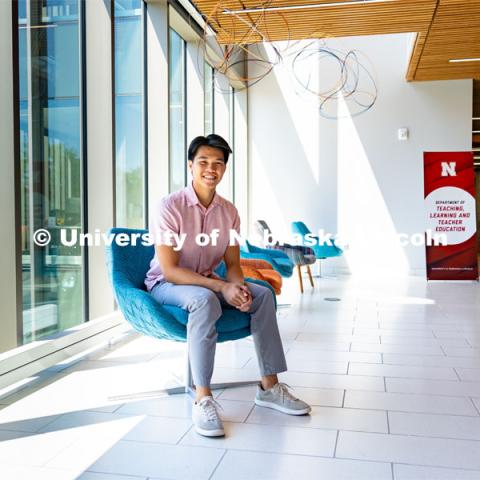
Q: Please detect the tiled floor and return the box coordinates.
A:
[1,274,480,479]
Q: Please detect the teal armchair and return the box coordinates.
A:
[106,228,275,397]
[291,221,343,276]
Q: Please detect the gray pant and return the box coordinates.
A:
[151,281,288,387]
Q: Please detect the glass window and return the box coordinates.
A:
[169,28,186,193]
[114,0,145,228]
[18,0,85,343]
[204,63,214,135]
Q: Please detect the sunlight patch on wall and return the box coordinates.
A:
[337,94,409,278]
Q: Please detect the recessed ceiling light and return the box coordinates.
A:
[223,0,397,15]
[449,58,480,63]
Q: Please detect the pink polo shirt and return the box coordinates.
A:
[144,182,240,291]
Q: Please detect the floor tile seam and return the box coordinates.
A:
[102,437,227,451]
[0,427,34,435]
[391,461,480,473]
[384,386,480,397]
[334,453,480,471]
[285,368,350,375]
[381,360,480,368]
[339,405,480,417]
[381,430,480,442]
[453,367,463,381]
[336,429,480,444]
[108,403,127,414]
[349,372,461,381]
[34,412,69,433]
[175,423,194,445]
[333,429,340,457]
[285,350,382,360]
[239,357,254,369]
[39,429,89,468]
[385,376,480,386]
[242,419,389,434]
[442,353,480,358]
[242,403,256,423]
[72,411,252,423]
[380,337,473,349]
[90,470,148,480]
[350,362,461,371]
[352,351,453,356]
[469,397,480,416]
[465,338,474,348]
[338,372,461,381]
[177,443,400,465]
[207,449,228,480]
[287,359,383,366]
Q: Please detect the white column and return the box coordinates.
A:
[214,73,233,200]
[233,88,248,233]
[146,0,170,213]
[186,42,205,143]
[0,0,19,352]
[85,0,115,319]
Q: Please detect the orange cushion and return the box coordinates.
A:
[257,269,282,294]
[240,265,282,295]
[240,258,274,270]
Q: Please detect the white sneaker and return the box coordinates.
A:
[255,383,311,415]
[192,396,225,437]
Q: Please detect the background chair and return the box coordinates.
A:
[106,228,276,397]
[291,221,343,277]
[254,220,316,293]
[216,258,282,295]
[240,240,294,278]
[241,258,283,295]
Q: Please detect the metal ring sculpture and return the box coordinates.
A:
[197,0,378,118]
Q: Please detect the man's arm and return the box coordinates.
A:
[156,245,224,292]
[224,245,252,312]
[156,245,248,308]
[224,245,244,284]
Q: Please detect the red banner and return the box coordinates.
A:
[424,152,478,280]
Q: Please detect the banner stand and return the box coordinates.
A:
[424,152,479,281]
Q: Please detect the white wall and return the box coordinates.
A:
[248,33,472,277]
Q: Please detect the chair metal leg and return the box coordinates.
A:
[164,353,258,398]
[109,350,259,401]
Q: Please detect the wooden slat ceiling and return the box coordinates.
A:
[190,0,480,81]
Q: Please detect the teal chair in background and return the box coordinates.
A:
[240,240,294,278]
[291,221,343,276]
[254,220,316,293]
